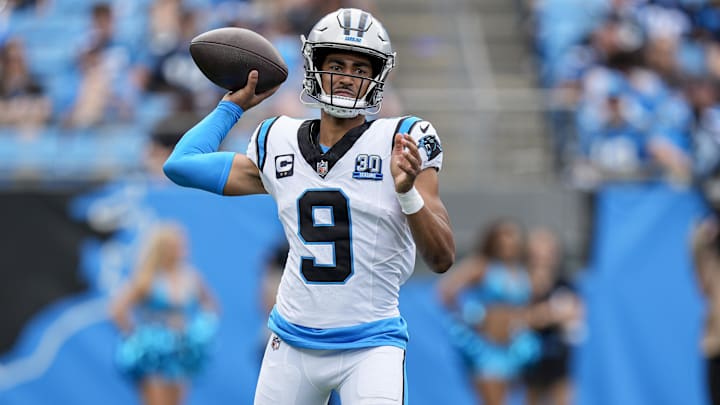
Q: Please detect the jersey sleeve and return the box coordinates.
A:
[246,116,282,196]
[246,116,281,173]
[246,123,262,168]
[406,118,443,172]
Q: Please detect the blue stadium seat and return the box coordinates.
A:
[95,125,149,170]
[0,129,23,174]
[47,0,106,15]
[44,73,80,121]
[26,46,77,78]
[136,94,174,128]
[10,14,88,45]
[63,131,105,174]
[0,128,59,177]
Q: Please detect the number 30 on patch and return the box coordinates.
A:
[353,154,383,180]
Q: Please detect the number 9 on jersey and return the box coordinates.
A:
[297,189,354,283]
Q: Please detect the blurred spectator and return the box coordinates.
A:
[81,2,143,80]
[264,0,377,36]
[63,46,117,128]
[572,69,655,188]
[545,16,643,172]
[523,228,583,405]
[143,4,220,112]
[637,3,692,46]
[63,44,140,128]
[545,45,589,171]
[0,38,51,132]
[4,0,47,13]
[647,91,694,184]
[63,3,140,128]
[236,2,312,119]
[275,0,327,36]
[437,220,539,405]
[143,112,203,177]
[692,217,720,405]
[686,77,720,206]
[110,222,219,405]
[644,36,683,86]
[570,65,693,188]
[86,3,115,53]
[146,0,183,58]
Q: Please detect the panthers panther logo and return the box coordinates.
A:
[418,135,442,160]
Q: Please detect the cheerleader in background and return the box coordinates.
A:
[438,219,540,405]
[692,218,720,405]
[523,228,583,405]
[110,222,219,405]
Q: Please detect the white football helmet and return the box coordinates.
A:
[300,8,396,118]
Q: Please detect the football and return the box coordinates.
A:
[189,27,288,93]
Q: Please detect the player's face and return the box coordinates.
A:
[319,52,373,100]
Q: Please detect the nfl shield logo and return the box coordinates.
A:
[317,160,329,178]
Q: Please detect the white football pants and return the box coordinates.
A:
[254,334,407,405]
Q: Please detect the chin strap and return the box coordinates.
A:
[322,104,361,118]
[300,89,381,118]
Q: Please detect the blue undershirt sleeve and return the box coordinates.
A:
[163,101,244,195]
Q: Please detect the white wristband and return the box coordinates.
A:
[396,186,425,215]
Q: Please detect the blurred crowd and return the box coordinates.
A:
[526,1,720,404]
[527,0,720,200]
[0,0,395,182]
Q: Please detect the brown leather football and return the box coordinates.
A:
[190,27,288,93]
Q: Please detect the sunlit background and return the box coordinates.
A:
[0,0,714,404]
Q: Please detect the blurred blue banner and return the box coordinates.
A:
[576,182,709,405]
[0,180,285,404]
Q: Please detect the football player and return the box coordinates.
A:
[163,8,455,405]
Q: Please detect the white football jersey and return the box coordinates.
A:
[246,115,443,348]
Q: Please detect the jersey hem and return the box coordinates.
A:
[267,307,409,350]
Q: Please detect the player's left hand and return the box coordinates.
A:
[391,133,421,193]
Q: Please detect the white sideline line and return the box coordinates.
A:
[0,297,109,390]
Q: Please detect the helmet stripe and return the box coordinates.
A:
[358,12,369,37]
[342,9,351,36]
